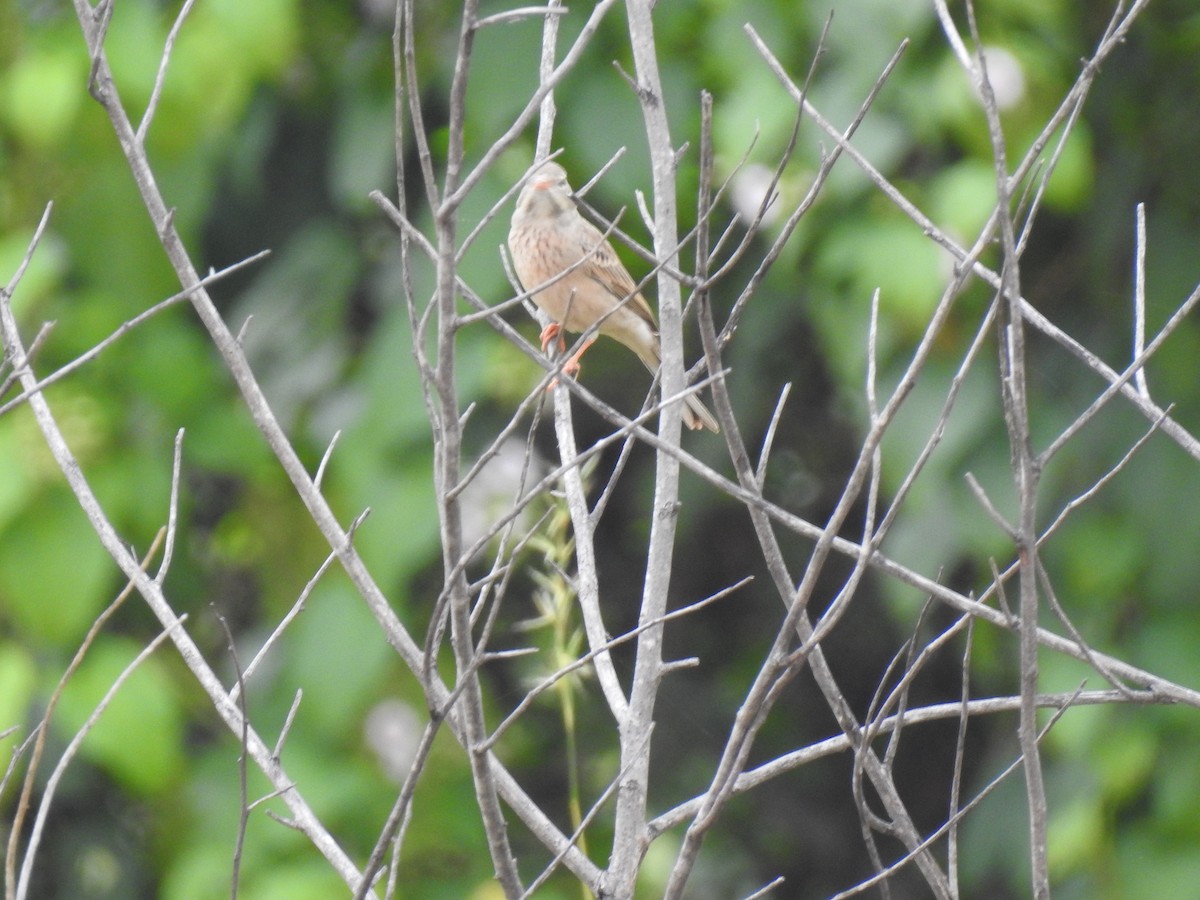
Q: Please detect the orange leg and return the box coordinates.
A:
[539,323,595,389]
[539,322,565,354]
[561,337,595,377]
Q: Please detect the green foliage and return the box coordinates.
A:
[0,483,114,644]
[0,643,37,736]
[2,43,85,149]
[3,0,1200,896]
[54,636,186,795]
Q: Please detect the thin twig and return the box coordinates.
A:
[1133,203,1150,398]
[486,579,748,748]
[0,250,271,419]
[213,609,251,900]
[5,533,163,900]
[354,714,444,899]
[137,0,197,141]
[965,3,1047,891]
[156,430,185,585]
[747,14,1200,461]
[15,623,178,900]
[947,619,975,895]
[649,685,1133,840]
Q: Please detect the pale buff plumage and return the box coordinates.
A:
[507,161,719,433]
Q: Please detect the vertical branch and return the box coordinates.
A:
[606,0,685,893]
[947,620,976,896]
[535,0,565,162]
[529,1,630,723]
[400,0,440,211]
[683,34,953,900]
[426,0,522,892]
[966,3,1047,896]
[1132,203,1150,399]
[553,401,631,722]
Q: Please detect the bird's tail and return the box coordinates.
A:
[634,341,720,434]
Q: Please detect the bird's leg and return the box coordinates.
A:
[561,337,595,377]
[540,322,569,391]
[539,322,565,355]
[539,322,594,390]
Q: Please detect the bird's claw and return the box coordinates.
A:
[540,322,584,390]
[539,323,565,355]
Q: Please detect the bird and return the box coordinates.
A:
[507,160,719,433]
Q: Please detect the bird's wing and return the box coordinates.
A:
[575,219,659,330]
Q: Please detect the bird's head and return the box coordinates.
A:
[515,161,576,218]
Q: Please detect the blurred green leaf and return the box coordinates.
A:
[1030,122,1095,212]
[55,636,185,795]
[239,861,348,900]
[160,843,235,900]
[0,420,35,533]
[1,44,84,148]
[0,227,68,317]
[329,88,396,211]
[1114,831,1200,899]
[1047,794,1105,877]
[1093,720,1156,805]
[283,580,393,737]
[928,159,1003,242]
[0,485,114,644]
[0,642,37,734]
[815,213,948,336]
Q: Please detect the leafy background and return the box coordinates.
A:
[2,0,1199,897]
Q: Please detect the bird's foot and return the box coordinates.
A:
[543,333,592,392]
[539,323,565,354]
[562,341,591,377]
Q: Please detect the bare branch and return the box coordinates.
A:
[4,533,162,900]
[1133,203,1150,399]
[15,623,177,900]
[137,0,197,141]
[747,22,1200,461]
[0,250,269,419]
